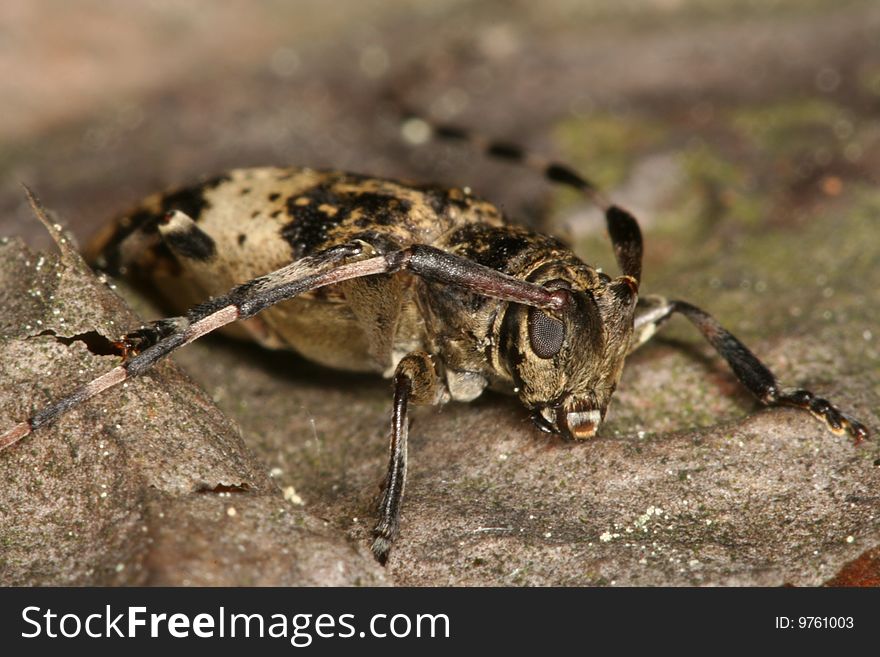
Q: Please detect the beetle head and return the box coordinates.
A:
[501,264,637,440]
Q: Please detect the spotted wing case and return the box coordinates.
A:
[86,167,530,377]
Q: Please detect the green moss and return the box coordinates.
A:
[730,98,853,158]
[551,111,667,204]
[730,185,880,320]
[635,163,880,338]
[676,142,769,231]
[857,63,880,98]
[521,0,869,34]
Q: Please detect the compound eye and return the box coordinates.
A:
[528,308,565,359]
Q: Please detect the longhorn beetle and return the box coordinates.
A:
[0,115,869,564]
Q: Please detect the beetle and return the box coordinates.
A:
[0,117,869,564]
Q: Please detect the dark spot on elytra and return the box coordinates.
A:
[250,210,260,218]
[281,181,413,258]
[240,187,252,195]
[163,223,217,261]
[413,183,473,217]
[271,210,281,218]
[282,183,343,258]
[160,173,231,223]
[268,192,281,202]
[95,199,184,274]
[446,223,536,273]
[237,234,247,246]
[350,192,412,226]
[98,176,224,273]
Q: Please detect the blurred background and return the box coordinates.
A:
[2,0,878,585]
[3,0,879,247]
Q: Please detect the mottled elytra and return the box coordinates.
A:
[0,116,870,565]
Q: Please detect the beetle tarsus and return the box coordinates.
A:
[771,388,869,444]
[630,297,869,442]
[116,317,188,359]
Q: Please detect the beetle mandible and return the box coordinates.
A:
[0,116,869,563]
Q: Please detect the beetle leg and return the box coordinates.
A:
[371,351,444,565]
[629,295,679,354]
[627,297,869,442]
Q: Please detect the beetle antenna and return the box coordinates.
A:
[397,108,643,286]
